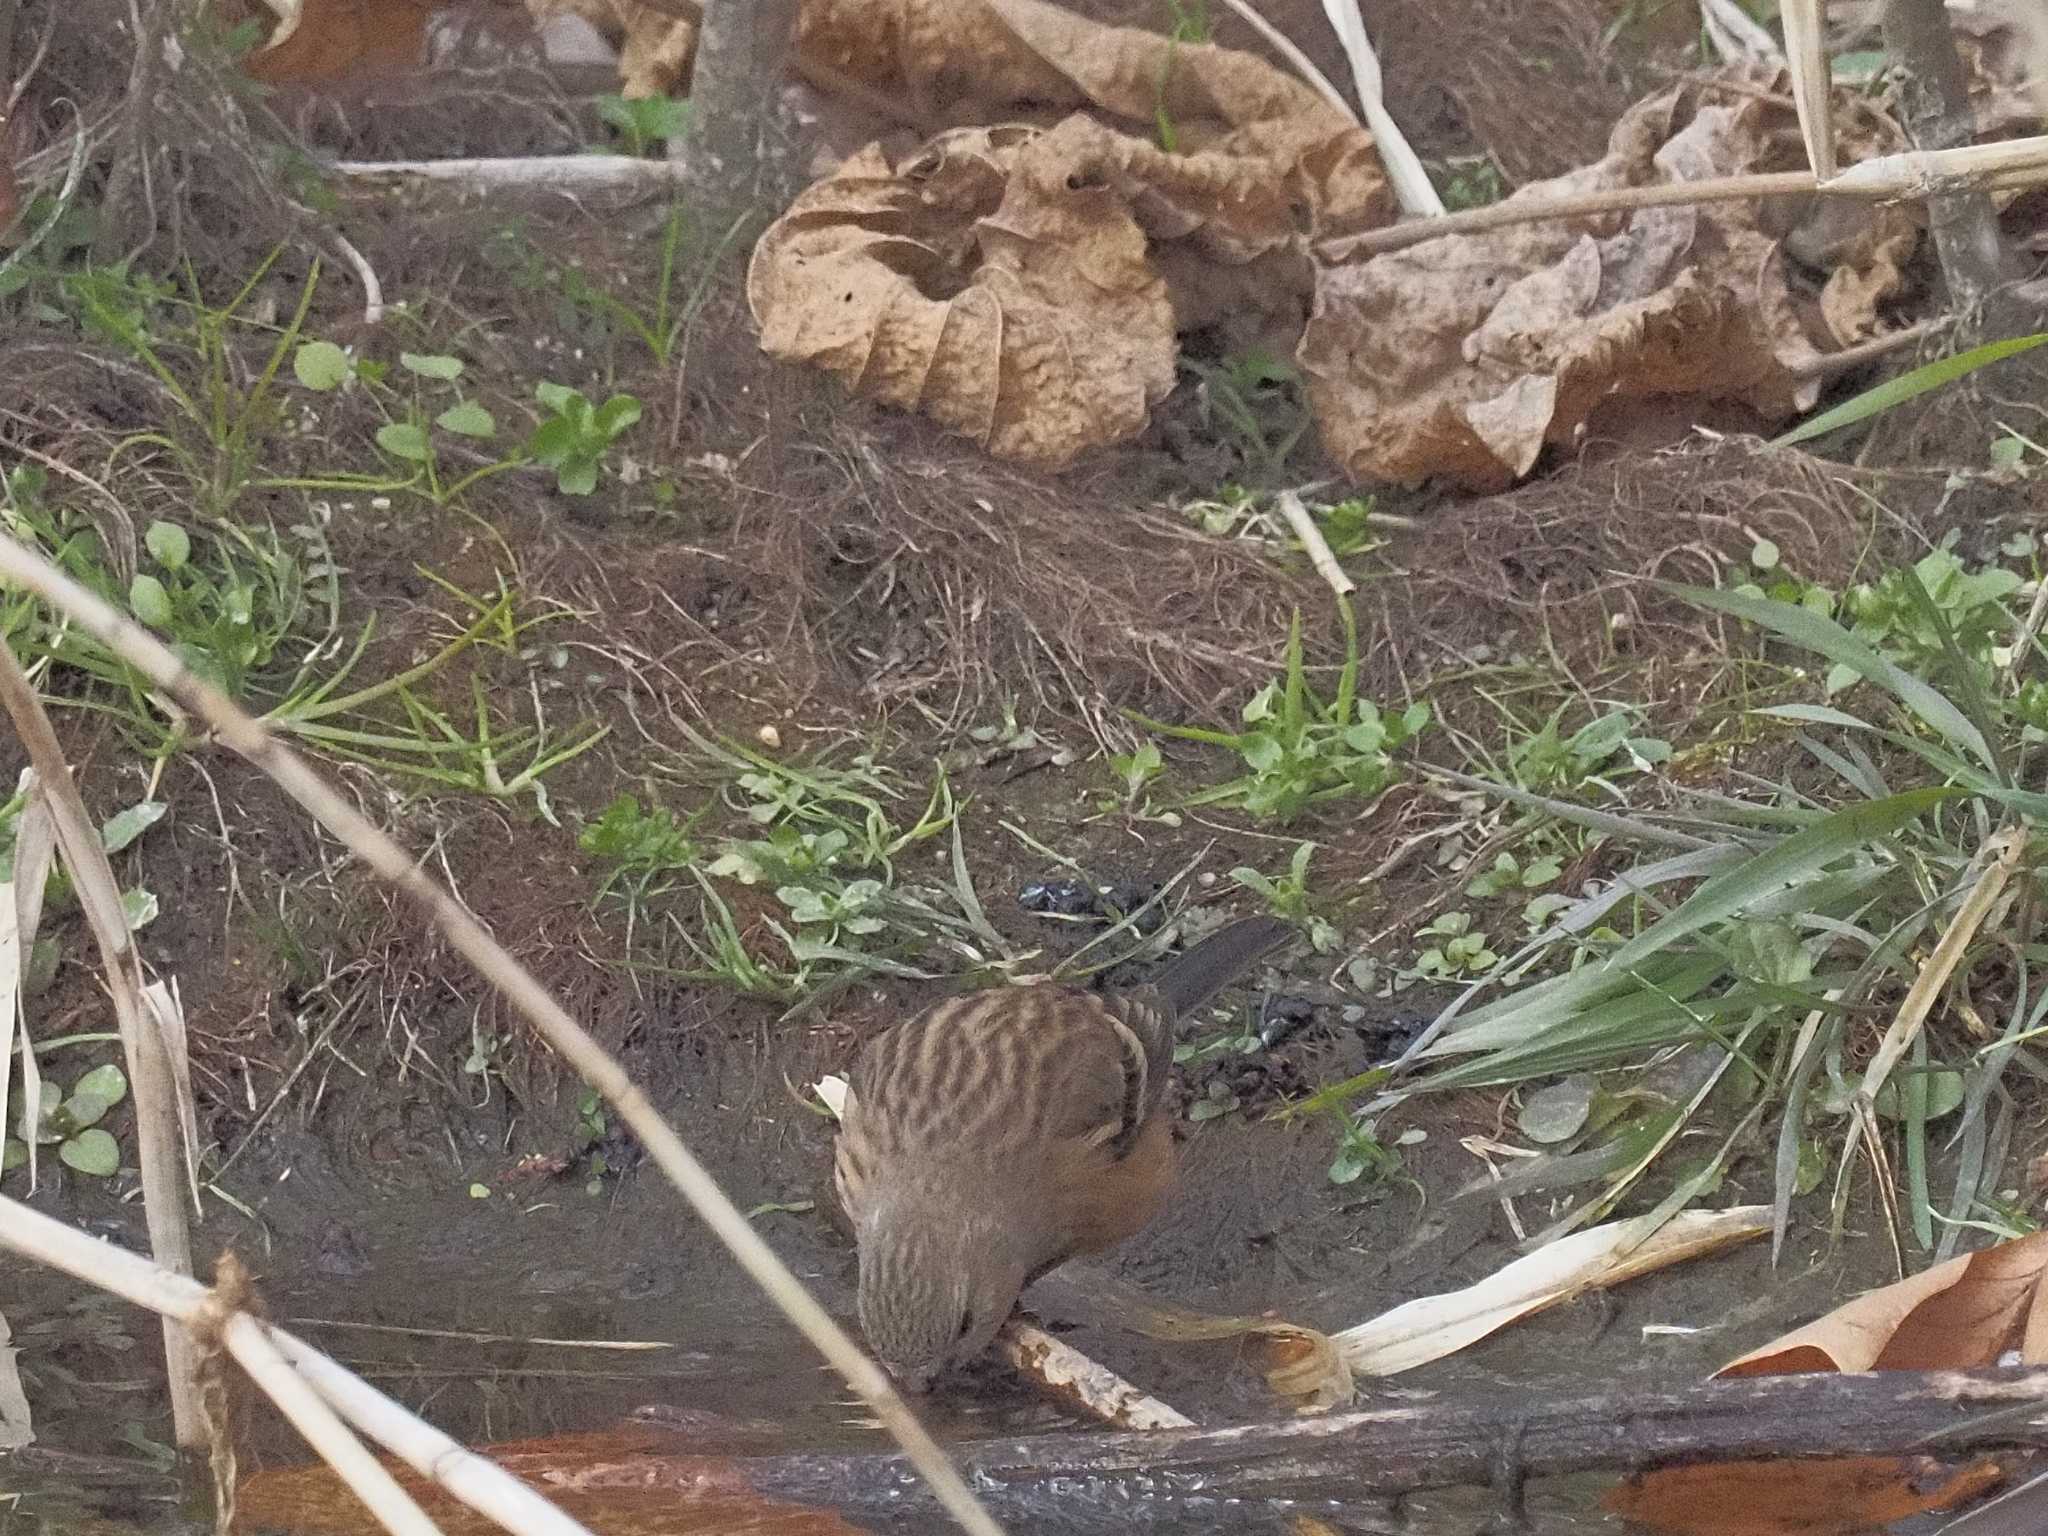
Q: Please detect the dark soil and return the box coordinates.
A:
[4,5,2044,1535]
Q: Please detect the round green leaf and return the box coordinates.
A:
[1518,1076,1594,1144]
[535,379,577,413]
[59,1128,121,1177]
[436,401,496,439]
[376,422,431,462]
[400,351,464,381]
[144,520,191,572]
[72,1063,129,1112]
[100,800,167,853]
[129,573,173,628]
[122,887,159,932]
[556,459,599,497]
[593,395,643,438]
[2,1137,25,1172]
[293,340,351,390]
[61,1091,111,1131]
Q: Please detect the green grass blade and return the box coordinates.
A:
[1772,331,2048,447]
[1896,563,2012,788]
[1671,584,1993,770]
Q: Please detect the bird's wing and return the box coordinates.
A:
[842,984,1163,1177]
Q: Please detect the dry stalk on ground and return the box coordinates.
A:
[0,641,205,1449]
[0,528,1009,1536]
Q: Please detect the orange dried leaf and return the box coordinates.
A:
[1605,1455,2004,1536]
[1720,1231,2048,1378]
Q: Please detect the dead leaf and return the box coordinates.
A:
[1337,1205,1771,1377]
[1606,1455,2005,1535]
[1113,1301,1354,1413]
[1299,68,1912,491]
[1721,1230,2048,1376]
[754,0,1390,462]
[528,0,695,98]
[748,120,1181,467]
[1611,1230,2048,1534]
[238,1426,870,1536]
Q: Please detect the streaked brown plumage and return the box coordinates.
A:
[834,916,1294,1389]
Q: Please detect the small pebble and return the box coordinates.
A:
[756,724,782,749]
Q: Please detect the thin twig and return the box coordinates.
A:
[1323,141,2048,262]
[0,531,1007,1536]
[997,1322,1194,1429]
[1272,488,1356,597]
[1212,0,1354,122]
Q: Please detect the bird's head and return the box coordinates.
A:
[854,1189,1031,1392]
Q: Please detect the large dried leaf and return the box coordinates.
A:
[239,1425,867,1536]
[796,0,1388,233]
[1609,1231,2048,1534]
[527,0,695,98]
[1607,1456,2004,1535]
[1300,72,1913,491]
[755,0,1390,464]
[1721,1230,2048,1376]
[748,120,1173,466]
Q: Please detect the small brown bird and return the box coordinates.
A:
[833,915,1294,1390]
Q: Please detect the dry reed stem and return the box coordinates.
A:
[220,1313,446,1536]
[1841,824,2029,1186]
[0,531,1008,1536]
[1325,132,2048,260]
[1780,0,1836,179]
[0,639,204,1448]
[0,1191,586,1536]
[1312,0,1442,216]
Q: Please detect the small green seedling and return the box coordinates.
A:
[6,1063,129,1178]
[579,794,701,919]
[1135,607,1430,825]
[1328,1119,1400,1187]
[1410,911,1498,980]
[529,382,642,495]
[595,94,690,158]
[1229,841,1340,952]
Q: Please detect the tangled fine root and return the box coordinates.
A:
[188,1249,263,1536]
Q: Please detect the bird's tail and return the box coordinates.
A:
[1151,915,1295,1017]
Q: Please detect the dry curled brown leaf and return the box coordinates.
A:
[1609,1231,2048,1534]
[1298,70,1914,492]
[752,0,1387,465]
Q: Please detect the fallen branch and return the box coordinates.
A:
[0,639,204,1449]
[330,156,687,194]
[534,1366,2048,1526]
[1272,489,1355,598]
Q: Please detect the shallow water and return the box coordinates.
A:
[0,1053,1950,1536]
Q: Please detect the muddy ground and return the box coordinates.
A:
[5,3,2048,1533]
